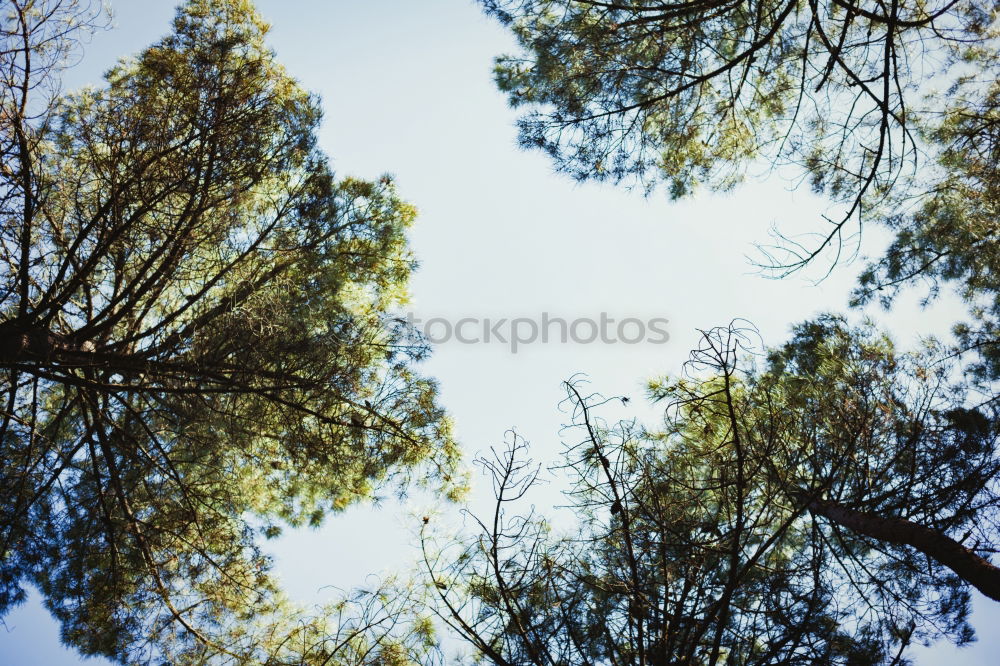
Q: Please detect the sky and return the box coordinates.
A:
[1,1,997,664]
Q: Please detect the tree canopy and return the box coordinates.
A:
[0,0,459,661]
[480,0,998,274]
[3,1,999,664]
[425,318,1000,664]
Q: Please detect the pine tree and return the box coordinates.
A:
[479,0,997,274]
[0,1,460,661]
[426,318,1000,664]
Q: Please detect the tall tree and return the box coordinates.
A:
[479,0,997,274]
[425,318,1000,664]
[0,0,460,661]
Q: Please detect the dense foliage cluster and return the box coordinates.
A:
[1,0,458,661]
[481,0,998,273]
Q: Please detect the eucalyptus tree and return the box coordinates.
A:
[478,0,997,274]
[424,318,1000,665]
[0,0,459,661]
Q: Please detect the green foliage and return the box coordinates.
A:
[855,80,1000,382]
[480,0,999,273]
[482,1,990,192]
[0,0,460,661]
[428,318,1000,664]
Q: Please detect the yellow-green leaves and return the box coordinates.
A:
[0,1,458,662]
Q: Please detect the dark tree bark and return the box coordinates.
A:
[808,498,1000,602]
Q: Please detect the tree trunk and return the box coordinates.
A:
[808,498,1000,602]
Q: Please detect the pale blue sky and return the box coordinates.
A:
[1,1,996,663]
